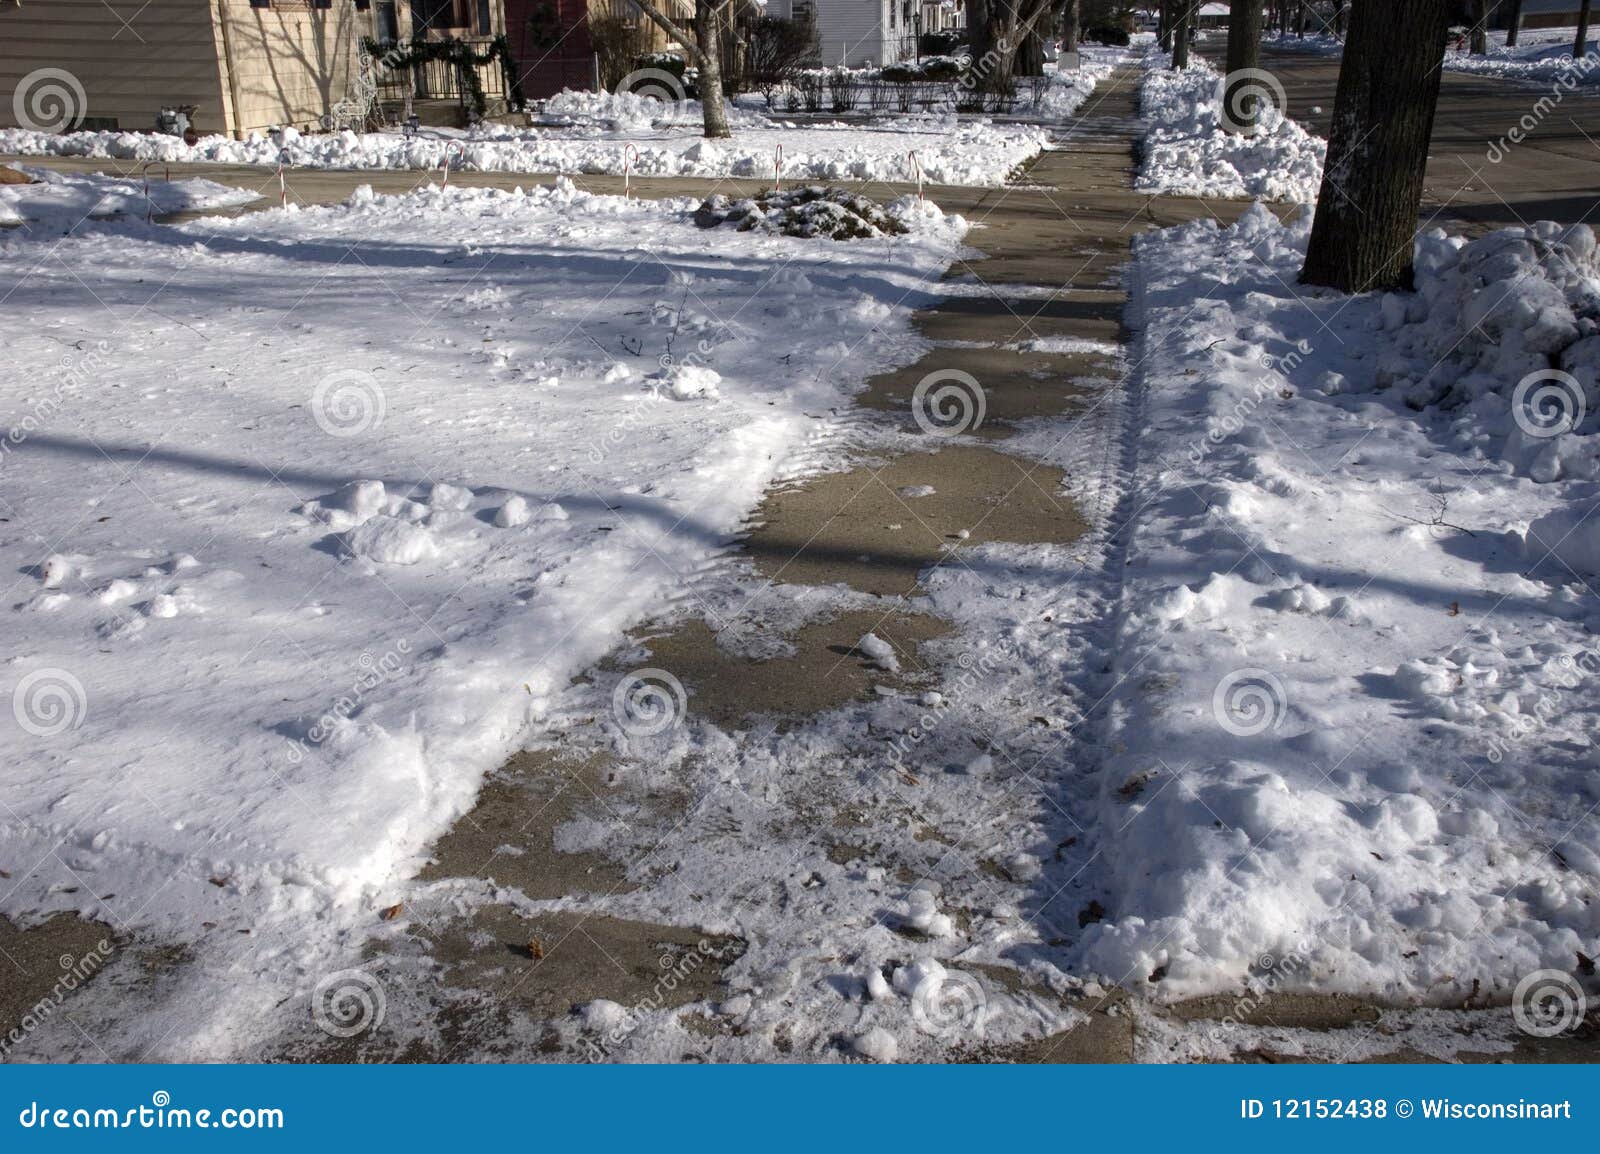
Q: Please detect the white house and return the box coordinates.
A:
[769,0,915,67]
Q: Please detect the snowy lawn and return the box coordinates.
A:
[0,57,1122,194]
[1136,51,1325,203]
[1,164,258,227]
[1094,203,1600,1000]
[0,172,966,1055]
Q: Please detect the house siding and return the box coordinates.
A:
[215,1,367,135]
[774,0,902,67]
[0,0,228,134]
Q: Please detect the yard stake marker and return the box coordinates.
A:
[277,150,290,207]
[141,162,161,222]
[440,143,465,189]
[908,150,923,200]
[774,143,784,193]
[623,143,639,199]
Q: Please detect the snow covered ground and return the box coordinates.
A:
[1136,51,1325,203]
[0,171,967,1057]
[0,52,1135,192]
[1,164,258,228]
[0,113,1044,188]
[1096,203,1600,1001]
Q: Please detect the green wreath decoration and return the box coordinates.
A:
[364,34,527,118]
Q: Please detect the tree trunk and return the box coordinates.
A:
[1300,0,1451,293]
[1297,1,1307,37]
[1172,1,1193,67]
[1060,0,1079,53]
[1018,30,1045,75]
[1334,0,1348,35]
[1506,0,1523,47]
[694,0,731,137]
[628,0,732,138]
[1159,0,1172,51]
[1223,0,1265,133]
[1469,0,1488,54]
[1577,0,1593,60]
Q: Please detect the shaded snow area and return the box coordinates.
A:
[1441,29,1600,85]
[0,166,258,228]
[0,105,1051,189]
[1094,203,1600,1002]
[1136,52,1325,203]
[0,177,967,1058]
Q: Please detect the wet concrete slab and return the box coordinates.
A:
[856,342,1106,432]
[913,293,1125,347]
[293,908,744,1062]
[419,750,631,901]
[631,608,953,726]
[0,913,119,1048]
[745,445,1083,597]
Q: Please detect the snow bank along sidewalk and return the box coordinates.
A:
[0,53,1135,192]
[0,164,257,227]
[1084,203,1600,1002]
[0,174,967,1057]
[1136,51,1325,203]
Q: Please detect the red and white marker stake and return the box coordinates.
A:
[623,143,639,199]
[141,161,161,222]
[440,143,465,189]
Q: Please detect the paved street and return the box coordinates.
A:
[1200,35,1600,231]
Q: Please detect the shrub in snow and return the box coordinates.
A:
[694,186,910,240]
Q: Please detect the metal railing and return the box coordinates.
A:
[373,37,508,113]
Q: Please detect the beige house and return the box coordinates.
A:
[1,0,504,138]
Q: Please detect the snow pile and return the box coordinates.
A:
[1014,45,1132,119]
[1370,222,1600,487]
[1442,29,1600,85]
[0,116,1049,189]
[1136,53,1325,202]
[1081,202,1600,1002]
[0,165,257,228]
[539,88,768,132]
[0,176,967,1058]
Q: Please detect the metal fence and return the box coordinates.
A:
[373,37,510,114]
